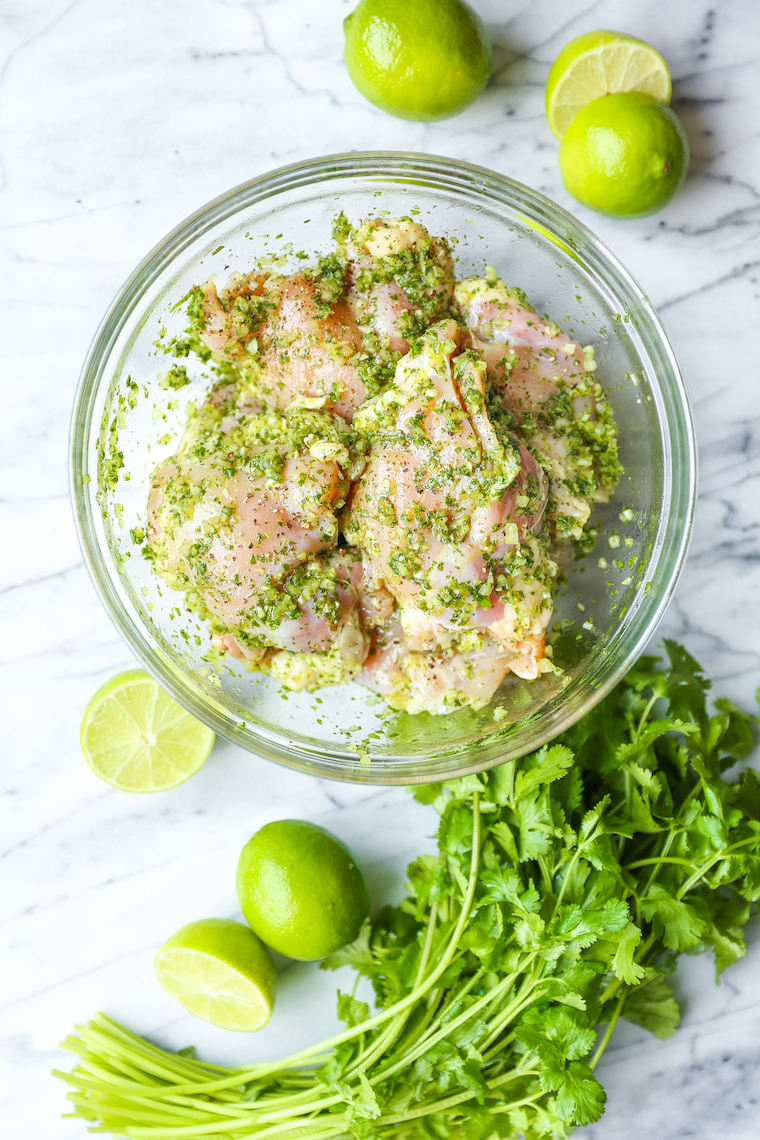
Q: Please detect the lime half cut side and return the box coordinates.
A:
[155,919,276,1032]
[80,669,214,792]
[546,30,671,139]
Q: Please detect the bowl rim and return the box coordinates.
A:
[70,150,698,784]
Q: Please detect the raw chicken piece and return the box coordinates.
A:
[345,320,555,675]
[195,272,269,357]
[266,548,396,691]
[338,547,397,630]
[456,274,621,542]
[252,275,367,422]
[148,455,338,642]
[345,217,454,356]
[359,615,542,715]
[267,551,371,691]
[197,272,367,422]
[455,274,592,423]
[145,396,371,676]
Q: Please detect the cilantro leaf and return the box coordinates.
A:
[320,920,375,973]
[337,992,371,1029]
[661,639,711,727]
[641,885,706,951]
[701,893,750,978]
[622,976,681,1039]
[553,1061,607,1125]
[459,903,504,967]
[344,1071,381,1122]
[514,745,575,799]
[611,922,647,985]
[513,789,560,860]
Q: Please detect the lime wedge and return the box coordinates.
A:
[155,919,276,1031]
[80,669,214,792]
[546,30,671,139]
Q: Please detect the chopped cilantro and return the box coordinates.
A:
[305,253,348,318]
[158,365,190,390]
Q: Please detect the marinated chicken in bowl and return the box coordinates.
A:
[144,215,622,715]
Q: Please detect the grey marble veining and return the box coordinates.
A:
[1,1,760,1136]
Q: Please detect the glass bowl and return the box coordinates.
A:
[70,152,696,784]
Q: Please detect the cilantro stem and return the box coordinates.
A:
[537,853,554,894]
[376,1056,541,1128]
[479,970,541,1053]
[635,691,659,739]
[589,989,627,1071]
[382,1094,539,1134]
[676,835,760,900]
[367,968,520,1086]
[625,856,696,871]
[551,808,605,917]
[398,965,484,1055]
[350,900,443,1074]
[415,900,439,986]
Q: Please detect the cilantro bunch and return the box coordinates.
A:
[57,643,760,1139]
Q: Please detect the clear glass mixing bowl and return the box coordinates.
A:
[70,153,696,784]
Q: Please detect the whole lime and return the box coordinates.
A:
[559,91,689,218]
[343,0,492,122]
[236,820,370,961]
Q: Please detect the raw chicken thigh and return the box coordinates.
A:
[196,272,367,422]
[146,399,368,686]
[345,319,556,710]
[343,216,455,355]
[455,274,621,544]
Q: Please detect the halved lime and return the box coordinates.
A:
[546,30,671,139]
[155,919,276,1031]
[80,669,214,792]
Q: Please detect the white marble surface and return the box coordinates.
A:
[2,0,760,1136]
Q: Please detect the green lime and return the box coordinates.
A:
[236,820,370,961]
[559,92,689,218]
[155,918,276,1032]
[546,30,671,140]
[343,0,492,122]
[80,669,214,792]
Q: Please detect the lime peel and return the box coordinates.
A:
[559,91,689,219]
